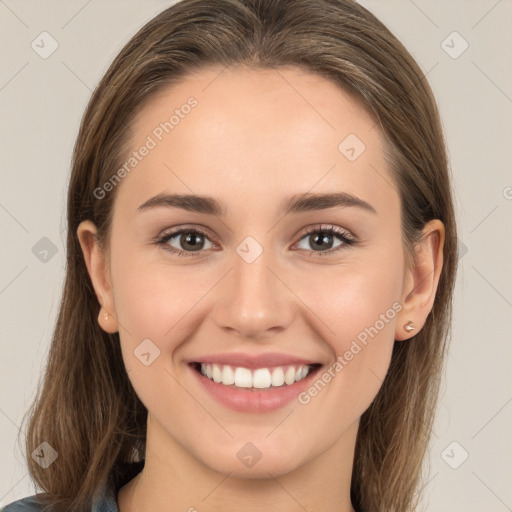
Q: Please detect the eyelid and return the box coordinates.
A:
[155,224,218,244]
[297,224,356,243]
[154,223,357,257]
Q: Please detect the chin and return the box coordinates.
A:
[199,441,307,479]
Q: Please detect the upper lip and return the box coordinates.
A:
[188,352,321,369]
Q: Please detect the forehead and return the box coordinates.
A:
[116,65,397,218]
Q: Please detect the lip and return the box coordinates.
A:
[188,361,322,413]
[186,352,320,369]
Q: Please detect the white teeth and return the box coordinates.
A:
[221,365,235,385]
[234,367,252,388]
[198,363,314,389]
[271,367,285,387]
[212,364,222,383]
[297,365,308,381]
[284,366,296,385]
[252,368,272,389]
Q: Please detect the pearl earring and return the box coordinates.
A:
[403,320,415,333]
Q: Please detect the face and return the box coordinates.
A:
[88,66,412,477]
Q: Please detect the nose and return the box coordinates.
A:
[211,242,295,340]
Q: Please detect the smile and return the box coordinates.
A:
[198,363,318,389]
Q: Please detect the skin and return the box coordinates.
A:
[77,65,444,512]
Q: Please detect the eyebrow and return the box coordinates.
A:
[136,191,377,216]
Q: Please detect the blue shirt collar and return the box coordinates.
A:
[92,460,145,512]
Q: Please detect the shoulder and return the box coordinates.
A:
[1,460,144,512]
[1,495,47,511]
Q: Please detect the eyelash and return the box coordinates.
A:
[154,224,357,258]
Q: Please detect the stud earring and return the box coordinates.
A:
[103,310,109,321]
[403,320,415,333]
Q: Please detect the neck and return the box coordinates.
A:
[118,417,359,512]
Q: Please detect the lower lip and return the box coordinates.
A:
[189,364,321,413]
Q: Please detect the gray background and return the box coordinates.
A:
[1,1,511,510]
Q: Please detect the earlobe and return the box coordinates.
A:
[77,220,119,334]
[395,219,445,341]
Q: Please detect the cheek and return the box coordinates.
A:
[111,257,207,344]
[109,246,227,405]
[109,253,206,419]
[299,256,403,347]
[293,255,403,416]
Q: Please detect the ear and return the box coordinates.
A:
[77,220,119,333]
[395,219,445,341]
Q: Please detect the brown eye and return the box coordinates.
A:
[295,226,356,256]
[158,228,214,256]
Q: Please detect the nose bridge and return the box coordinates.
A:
[213,236,293,338]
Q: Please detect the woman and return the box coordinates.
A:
[4,0,457,511]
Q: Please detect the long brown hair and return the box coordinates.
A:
[18,1,458,510]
